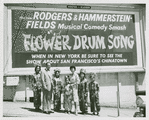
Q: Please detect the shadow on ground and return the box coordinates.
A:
[21,107,43,113]
[21,107,95,116]
[21,107,68,114]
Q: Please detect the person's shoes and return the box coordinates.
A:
[57,109,61,112]
[48,111,51,114]
[81,112,85,115]
[97,112,100,116]
[83,113,86,115]
[49,110,54,113]
[35,107,40,110]
[65,111,68,114]
[75,112,78,116]
[54,109,60,112]
[68,111,70,114]
[93,112,95,115]
[36,107,41,111]
[84,111,88,115]
[43,111,49,114]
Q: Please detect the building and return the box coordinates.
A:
[3,3,146,108]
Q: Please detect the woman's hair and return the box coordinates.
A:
[54,71,60,77]
[79,72,86,78]
[70,65,76,70]
[35,65,41,72]
[54,68,61,74]
[90,72,96,78]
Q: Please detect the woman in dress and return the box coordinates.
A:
[31,64,42,110]
[78,68,88,114]
[53,68,63,112]
[63,75,73,114]
[69,66,80,115]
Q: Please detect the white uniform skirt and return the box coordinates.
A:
[72,88,78,103]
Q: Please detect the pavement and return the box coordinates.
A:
[3,101,137,118]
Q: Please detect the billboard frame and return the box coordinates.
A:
[3,5,145,76]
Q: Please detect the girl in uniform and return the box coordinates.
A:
[69,66,80,115]
[63,76,73,114]
[78,68,88,114]
[88,72,100,116]
[31,64,42,110]
[53,68,63,111]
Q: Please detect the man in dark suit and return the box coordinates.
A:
[41,62,54,114]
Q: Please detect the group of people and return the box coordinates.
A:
[31,62,100,116]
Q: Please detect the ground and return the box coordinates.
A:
[3,101,137,118]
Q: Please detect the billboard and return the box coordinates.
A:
[12,9,138,68]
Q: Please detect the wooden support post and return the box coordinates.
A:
[134,72,139,91]
[25,76,27,102]
[25,76,29,102]
[12,86,15,102]
[117,73,120,117]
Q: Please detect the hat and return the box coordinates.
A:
[46,62,51,66]
[34,63,41,67]
[90,72,96,77]
[80,68,86,74]
[54,68,61,73]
